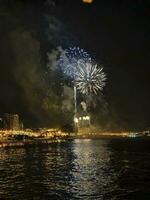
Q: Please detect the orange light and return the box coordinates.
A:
[82,0,93,4]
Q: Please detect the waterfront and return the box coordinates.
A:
[0,138,150,199]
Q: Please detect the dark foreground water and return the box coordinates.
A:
[0,138,150,200]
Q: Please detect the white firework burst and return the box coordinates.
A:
[59,46,107,95]
[74,61,107,95]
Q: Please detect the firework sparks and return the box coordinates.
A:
[66,47,91,61]
[59,47,91,79]
[59,47,107,95]
[75,61,107,95]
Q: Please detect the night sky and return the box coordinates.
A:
[0,0,150,130]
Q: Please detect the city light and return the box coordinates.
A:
[79,116,90,121]
[85,116,90,120]
[74,117,79,123]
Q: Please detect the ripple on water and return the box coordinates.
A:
[0,138,150,199]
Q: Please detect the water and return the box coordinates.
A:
[0,138,150,200]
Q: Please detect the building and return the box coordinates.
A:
[3,113,22,130]
[78,115,90,128]
[74,114,91,135]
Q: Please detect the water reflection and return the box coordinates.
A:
[0,140,116,199]
[0,139,150,199]
[70,139,118,199]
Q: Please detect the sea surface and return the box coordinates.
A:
[0,138,150,200]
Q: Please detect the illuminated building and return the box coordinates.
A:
[3,113,22,130]
[78,115,90,128]
[74,114,91,135]
[0,118,2,129]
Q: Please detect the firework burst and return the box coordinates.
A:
[74,61,107,95]
[66,47,91,61]
[59,46,107,95]
[59,47,91,79]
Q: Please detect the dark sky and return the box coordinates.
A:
[0,0,150,129]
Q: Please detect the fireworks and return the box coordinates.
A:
[59,47,91,79]
[65,47,91,61]
[59,46,107,95]
[75,61,107,95]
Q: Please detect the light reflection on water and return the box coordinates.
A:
[0,138,150,199]
[69,139,117,199]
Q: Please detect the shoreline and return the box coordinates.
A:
[0,134,149,148]
[0,129,149,148]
